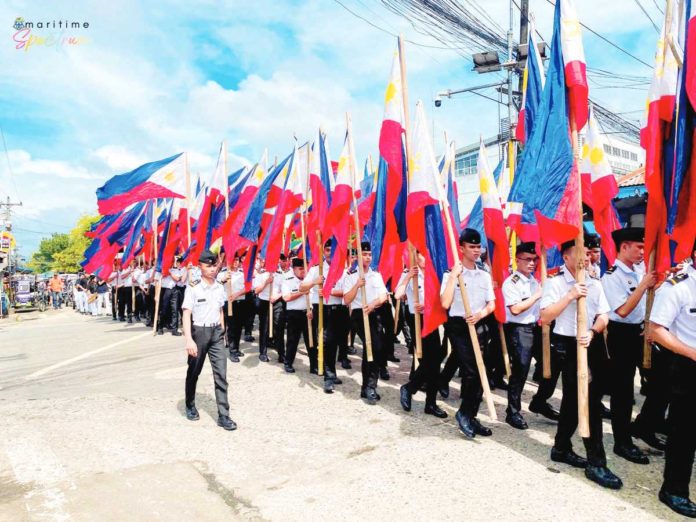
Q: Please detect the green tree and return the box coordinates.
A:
[51,214,101,273]
[27,233,70,273]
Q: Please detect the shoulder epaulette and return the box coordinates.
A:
[511,274,520,284]
[549,271,563,278]
[667,273,689,285]
[605,265,617,275]
[403,268,409,273]
[189,280,200,287]
[348,267,358,275]
[444,269,451,273]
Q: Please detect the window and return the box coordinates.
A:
[455,154,478,176]
[621,150,630,159]
[612,146,620,156]
[630,152,638,161]
[604,144,612,154]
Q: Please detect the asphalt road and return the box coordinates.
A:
[0,307,689,521]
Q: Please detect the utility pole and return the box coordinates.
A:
[518,0,530,93]
[1,196,23,231]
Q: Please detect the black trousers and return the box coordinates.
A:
[405,311,442,405]
[134,288,146,319]
[607,321,644,446]
[285,309,313,368]
[185,325,229,418]
[147,285,156,322]
[117,286,132,318]
[322,304,344,378]
[444,317,487,417]
[553,334,607,467]
[634,344,671,435]
[111,288,117,319]
[351,308,385,390]
[532,329,563,405]
[333,305,351,361]
[271,301,287,359]
[225,300,244,352]
[158,287,178,330]
[663,355,696,497]
[504,323,538,415]
[483,314,507,384]
[175,286,186,325]
[257,298,271,356]
[243,292,256,336]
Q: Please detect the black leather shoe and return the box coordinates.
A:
[235,350,245,357]
[145,322,153,327]
[347,346,357,355]
[127,317,133,324]
[331,376,342,385]
[585,465,622,489]
[185,406,199,421]
[244,335,255,342]
[172,330,182,336]
[529,400,560,421]
[400,385,412,412]
[284,364,295,373]
[217,416,238,431]
[360,388,378,404]
[424,404,448,418]
[341,359,352,369]
[614,444,650,465]
[492,379,509,391]
[550,447,587,468]
[505,412,529,430]
[455,411,475,438]
[259,354,269,362]
[119,317,126,322]
[230,353,240,363]
[157,329,164,335]
[471,418,492,436]
[632,423,667,451]
[323,380,334,394]
[379,368,390,381]
[659,489,696,518]
[438,382,450,399]
[113,317,118,321]
[600,403,611,419]
[310,368,318,375]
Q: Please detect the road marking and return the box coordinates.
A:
[24,331,152,380]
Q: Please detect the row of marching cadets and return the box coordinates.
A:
[181,226,696,513]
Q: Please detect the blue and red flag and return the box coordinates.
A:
[516,19,545,145]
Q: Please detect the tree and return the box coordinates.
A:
[51,214,101,273]
[27,233,70,273]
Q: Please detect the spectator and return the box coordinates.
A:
[48,274,64,309]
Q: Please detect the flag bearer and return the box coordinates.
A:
[270,254,289,364]
[252,258,272,363]
[282,257,314,374]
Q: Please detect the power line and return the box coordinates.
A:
[632,0,660,33]
[0,126,21,202]
[651,0,664,14]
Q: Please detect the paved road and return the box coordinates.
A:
[0,308,688,521]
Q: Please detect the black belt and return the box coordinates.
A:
[608,320,643,330]
[506,322,537,330]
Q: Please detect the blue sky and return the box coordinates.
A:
[0,0,658,260]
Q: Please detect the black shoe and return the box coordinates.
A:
[259,354,270,362]
[157,329,164,335]
[600,403,611,419]
[659,489,696,518]
[244,335,255,342]
[119,317,126,322]
[361,388,378,404]
[185,406,199,421]
[341,359,352,370]
[438,382,450,399]
[529,400,560,421]
[145,322,153,327]
[113,317,118,321]
[379,368,390,381]
[331,376,342,385]
[632,423,667,451]
[217,416,237,431]
[585,465,622,490]
[278,355,285,364]
[229,353,240,363]
[323,380,334,394]
[172,330,182,336]
[550,447,587,468]
[491,379,509,391]
[424,404,448,418]
[284,364,295,373]
[347,346,357,355]
[455,411,475,438]
[614,444,650,465]
[310,367,318,375]
[470,418,492,436]
[127,317,133,324]
[235,350,245,357]
[400,385,412,412]
[505,412,528,430]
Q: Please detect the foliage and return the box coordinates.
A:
[28,214,100,273]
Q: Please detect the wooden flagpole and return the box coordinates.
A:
[220,140,235,317]
[398,35,423,361]
[317,230,324,376]
[540,243,552,378]
[299,144,315,350]
[346,112,374,362]
[152,202,162,336]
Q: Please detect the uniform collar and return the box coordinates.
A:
[514,270,533,281]
[462,264,479,275]
[688,264,696,280]
[615,259,636,274]
[200,278,217,289]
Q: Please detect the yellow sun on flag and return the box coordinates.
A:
[338,155,347,173]
[254,166,264,182]
[479,173,491,194]
[582,143,590,160]
[384,82,397,104]
[590,146,604,165]
[163,170,175,185]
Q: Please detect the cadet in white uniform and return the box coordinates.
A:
[252,258,273,362]
[601,227,657,464]
[342,241,388,403]
[440,229,496,438]
[218,255,246,361]
[270,254,289,363]
[182,249,236,431]
[540,240,620,490]
[282,257,313,374]
[650,242,696,518]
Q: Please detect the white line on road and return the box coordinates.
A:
[24,331,152,380]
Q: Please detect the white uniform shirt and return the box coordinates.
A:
[396,270,424,313]
[161,270,176,289]
[282,273,309,311]
[182,279,226,326]
[137,270,148,289]
[341,268,388,311]
[119,269,133,288]
[306,262,344,305]
[601,259,646,324]
[253,270,272,301]
[440,266,495,318]
[271,269,288,301]
[144,268,154,287]
[650,265,696,348]
[540,267,610,336]
[170,267,186,288]
[502,270,540,324]
[218,269,245,301]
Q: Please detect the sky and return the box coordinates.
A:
[0,0,660,260]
